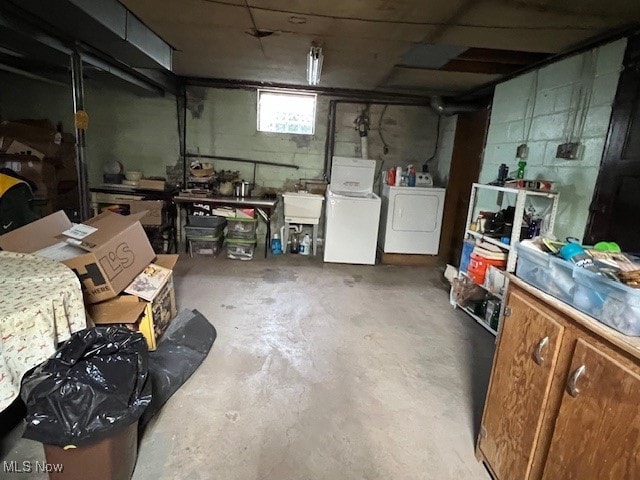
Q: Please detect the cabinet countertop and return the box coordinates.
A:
[508,274,640,361]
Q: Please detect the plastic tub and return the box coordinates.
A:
[227,217,258,236]
[468,252,506,285]
[572,267,640,336]
[460,239,475,273]
[185,225,225,239]
[226,237,257,260]
[188,215,227,228]
[516,243,552,292]
[189,236,224,257]
[547,256,576,303]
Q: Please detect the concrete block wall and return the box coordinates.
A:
[0,74,179,185]
[479,38,627,241]
[186,87,442,191]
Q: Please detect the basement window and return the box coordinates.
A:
[257,90,316,135]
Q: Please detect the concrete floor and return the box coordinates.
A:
[2,251,495,480]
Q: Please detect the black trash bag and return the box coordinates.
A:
[20,326,152,447]
[140,309,216,427]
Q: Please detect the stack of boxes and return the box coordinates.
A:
[226,217,258,260]
[0,120,79,216]
[186,214,226,257]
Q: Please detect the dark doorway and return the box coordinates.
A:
[585,35,640,252]
[439,108,490,266]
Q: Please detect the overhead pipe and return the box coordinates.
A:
[0,63,68,87]
[185,76,432,104]
[429,95,489,116]
[323,99,433,180]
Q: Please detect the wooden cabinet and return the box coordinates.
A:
[479,291,564,480]
[542,340,640,480]
[477,278,640,480]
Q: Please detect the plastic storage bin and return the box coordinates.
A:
[547,256,576,303]
[572,267,640,336]
[515,243,552,292]
[226,217,258,239]
[188,215,227,229]
[460,239,475,273]
[226,237,257,260]
[185,225,225,239]
[189,235,224,257]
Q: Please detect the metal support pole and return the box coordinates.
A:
[71,49,90,220]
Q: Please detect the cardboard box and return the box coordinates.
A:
[1,154,57,197]
[5,140,45,160]
[236,208,255,219]
[130,200,164,226]
[88,254,178,350]
[0,120,74,159]
[0,210,155,304]
[138,178,166,191]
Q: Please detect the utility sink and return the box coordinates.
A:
[282,191,324,220]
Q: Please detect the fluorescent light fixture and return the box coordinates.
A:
[307,46,323,86]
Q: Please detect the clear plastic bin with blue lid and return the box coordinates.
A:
[516,239,640,336]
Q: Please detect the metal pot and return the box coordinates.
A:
[219,181,234,196]
[234,180,252,197]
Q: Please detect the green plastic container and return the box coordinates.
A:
[226,236,257,260]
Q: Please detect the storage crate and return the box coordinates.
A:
[189,236,224,257]
[572,267,640,336]
[515,243,551,292]
[227,217,258,235]
[226,237,257,260]
[188,215,227,228]
[185,224,225,239]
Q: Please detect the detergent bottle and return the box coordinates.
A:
[271,232,283,255]
[300,234,311,256]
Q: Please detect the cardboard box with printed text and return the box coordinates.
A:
[0,210,155,304]
[87,254,179,350]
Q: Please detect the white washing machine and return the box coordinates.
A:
[378,185,446,255]
[324,157,381,265]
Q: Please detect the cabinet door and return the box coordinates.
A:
[542,340,640,480]
[479,291,565,480]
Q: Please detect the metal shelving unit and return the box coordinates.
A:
[457,183,560,335]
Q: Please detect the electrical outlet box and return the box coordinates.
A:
[556,142,581,160]
[516,144,529,159]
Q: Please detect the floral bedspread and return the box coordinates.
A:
[0,251,86,411]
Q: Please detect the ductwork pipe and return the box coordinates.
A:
[430,96,487,116]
